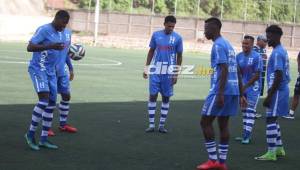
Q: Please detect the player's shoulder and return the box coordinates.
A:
[252,50,260,57]
[236,52,244,58]
[171,31,182,39]
[64,28,72,34]
[152,30,163,36]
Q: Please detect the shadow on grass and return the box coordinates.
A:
[0,100,299,170]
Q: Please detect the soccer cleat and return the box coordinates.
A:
[276,147,286,157]
[158,126,168,133]
[235,137,243,141]
[39,140,58,149]
[218,163,228,170]
[48,129,55,136]
[255,113,262,119]
[282,114,295,120]
[241,138,250,144]
[59,124,77,133]
[145,127,155,133]
[196,160,220,170]
[254,151,277,161]
[24,133,40,151]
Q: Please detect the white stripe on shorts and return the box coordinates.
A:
[207,95,216,116]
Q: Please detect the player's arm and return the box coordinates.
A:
[243,72,260,90]
[216,63,228,107]
[263,70,282,107]
[238,64,247,108]
[143,48,155,79]
[66,56,74,81]
[297,52,300,73]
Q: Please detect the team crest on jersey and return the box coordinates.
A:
[169,36,176,44]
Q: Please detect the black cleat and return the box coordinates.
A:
[158,127,168,133]
[145,127,155,133]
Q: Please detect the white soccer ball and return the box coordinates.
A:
[68,43,85,61]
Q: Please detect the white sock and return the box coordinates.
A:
[290,110,295,115]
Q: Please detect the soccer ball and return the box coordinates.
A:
[68,43,85,60]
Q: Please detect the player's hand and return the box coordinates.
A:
[172,75,178,85]
[69,71,74,81]
[143,72,148,79]
[48,43,65,50]
[216,94,224,108]
[263,96,271,108]
[240,96,247,109]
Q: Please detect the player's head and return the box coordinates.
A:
[242,35,254,54]
[164,15,176,34]
[204,17,222,40]
[53,10,70,31]
[256,35,267,48]
[266,25,283,47]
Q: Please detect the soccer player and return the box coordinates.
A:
[143,15,183,133]
[283,51,300,119]
[48,30,77,136]
[24,10,71,150]
[196,17,246,170]
[235,35,262,144]
[255,25,289,161]
[253,35,268,118]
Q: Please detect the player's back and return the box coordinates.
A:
[29,23,66,75]
[267,44,290,90]
[210,37,239,96]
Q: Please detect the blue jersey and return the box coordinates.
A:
[236,50,262,93]
[149,30,183,77]
[55,29,72,77]
[210,36,239,95]
[29,23,70,75]
[267,44,290,90]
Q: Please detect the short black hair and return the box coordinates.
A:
[205,17,222,29]
[55,10,70,20]
[244,35,255,42]
[266,25,283,36]
[164,15,176,24]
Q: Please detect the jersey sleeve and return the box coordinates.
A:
[149,33,156,49]
[176,37,183,53]
[274,52,284,71]
[214,44,227,64]
[30,27,46,44]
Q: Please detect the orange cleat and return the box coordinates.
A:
[196,160,221,170]
[48,129,55,136]
[218,163,228,170]
[59,124,77,133]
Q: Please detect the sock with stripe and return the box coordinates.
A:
[159,102,170,128]
[28,99,48,138]
[205,140,217,161]
[218,142,229,164]
[148,101,156,128]
[59,100,70,127]
[40,101,55,143]
[266,122,278,152]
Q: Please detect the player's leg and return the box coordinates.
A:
[158,96,170,133]
[145,94,158,132]
[39,74,58,149]
[284,77,300,119]
[217,116,230,169]
[57,75,77,132]
[25,70,50,151]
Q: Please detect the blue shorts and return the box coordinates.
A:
[28,68,57,102]
[244,91,260,111]
[266,87,289,117]
[202,94,239,116]
[149,75,173,97]
[57,74,70,94]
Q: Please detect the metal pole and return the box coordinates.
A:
[244,0,248,21]
[86,0,92,32]
[174,0,177,15]
[268,0,272,23]
[109,0,112,12]
[94,0,100,46]
[221,0,224,19]
[152,0,155,15]
[130,0,133,13]
[197,0,201,17]
[293,0,297,24]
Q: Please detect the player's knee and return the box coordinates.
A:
[266,117,277,124]
[61,93,71,101]
[38,92,49,101]
[149,95,158,102]
[162,96,170,103]
[48,100,56,106]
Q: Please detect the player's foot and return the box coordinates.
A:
[255,113,262,119]
[241,138,250,144]
[276,147,286,157]
[39,140,58,149]
[218,163,228,170]
[282,114,295,120]
[235,137,243,141]
[196,160,221,170]
[48,129,55,136]
[59,124,77,133]
[158,126,168,133]
[254,151,276,161]
[24,133,40,151]
[145,127,155,133]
